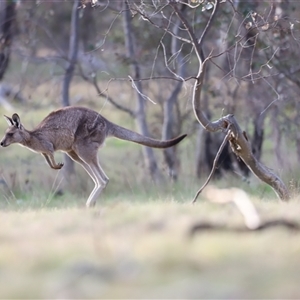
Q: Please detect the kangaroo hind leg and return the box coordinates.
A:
[85,158,109,207]
[70,146,109,207]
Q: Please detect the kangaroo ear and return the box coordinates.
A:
[11,113,22,129]
[4,115,14,126]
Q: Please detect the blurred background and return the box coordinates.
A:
[1,0,300,204]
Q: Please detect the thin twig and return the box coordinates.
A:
[192,130,231,204]
[78,65,135,117]
[128,75,157,105]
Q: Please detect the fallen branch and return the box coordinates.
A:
[189,186,297,236]
[201,186,261,229]
[189,219,300,236]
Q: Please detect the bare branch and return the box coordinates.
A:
[128,5,192,45]
[128,75,157,105]
[192,130,231,204]
[27,18,66,59]
[86,10,123,54]
[78,66,135,117]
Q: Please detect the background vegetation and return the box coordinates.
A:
[0,0,300,298]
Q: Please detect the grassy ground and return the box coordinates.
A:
[0,199,300,298]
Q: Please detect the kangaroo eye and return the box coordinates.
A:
[6,133,13,137]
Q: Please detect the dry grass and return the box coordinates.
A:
[0,198,300,298]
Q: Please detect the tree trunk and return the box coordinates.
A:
[162,83,182,180]
[295,101,300,163]
[123,1,162,182]
[251,113,265,162]
[61,0,81,176]
[62,0,80,107]
[0,0,16,81]
[271,105,284,168]
[162,3,186,181]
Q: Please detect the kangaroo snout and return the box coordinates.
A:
[0,137,10,147]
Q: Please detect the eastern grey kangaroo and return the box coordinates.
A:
[0,106,187,207]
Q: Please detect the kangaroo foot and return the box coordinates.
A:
[53,162,64,170]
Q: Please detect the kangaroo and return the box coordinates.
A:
[0,106,187,207]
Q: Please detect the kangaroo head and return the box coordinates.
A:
[0,113,26,147]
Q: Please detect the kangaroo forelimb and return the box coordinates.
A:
[42,153,64,170]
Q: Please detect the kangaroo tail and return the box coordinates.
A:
[108,123,187,148]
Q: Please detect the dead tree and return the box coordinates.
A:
[168,0,289,201]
